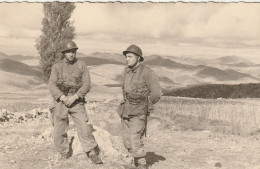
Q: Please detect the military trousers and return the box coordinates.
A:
[52,101,97,154]
[121,115,146,158]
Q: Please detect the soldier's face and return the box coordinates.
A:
[64,49,77,62]
[125,53,139,67]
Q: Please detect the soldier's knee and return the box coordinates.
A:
[132,148,146,158]
[77,123,94,138]
[129,133,142,144]
[129,136,145,156]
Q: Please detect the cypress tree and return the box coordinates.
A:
[35,2,76,83]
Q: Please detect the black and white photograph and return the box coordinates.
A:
[0,2,259,169]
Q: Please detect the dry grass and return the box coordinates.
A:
[155,96,260,136]
[0,86,50,112]
[1,87,260,136]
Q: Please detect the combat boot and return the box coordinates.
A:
[137,164,148,169]
[134,157,148,169]
[87,153,103,164]
[86,146,103,164]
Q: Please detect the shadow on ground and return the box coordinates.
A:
[68,136,75,157]
[145,152,166,167]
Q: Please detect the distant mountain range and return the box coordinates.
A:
[0,51,260,95]
[0,52,36,61]
[196,66,256,81]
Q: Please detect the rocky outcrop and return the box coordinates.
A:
[0,108,50,123]
[1,104,131,162]
[92,125,128,159]
[38,123,130,161]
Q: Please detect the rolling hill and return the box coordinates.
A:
[196,66,256,81]
[194,55,252,66]
[0,52,8,59]
[6,55,36,61]
[144,55,193,69]
[0,51,260,97]
[0,53,39,66]
[0,58,43,93]
[0,58,42,78]
[78,52,125,64]
[217,55,252,65]
[80,57,123,66]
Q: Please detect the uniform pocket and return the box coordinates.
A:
[55,103,69,120]
[70,103,88,122]
[71,70,81,78]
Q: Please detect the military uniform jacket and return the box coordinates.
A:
[120,63,161,118]
[49,59,91,101]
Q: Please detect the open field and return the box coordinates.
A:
[156,97,260,136]
[0,87,260,169]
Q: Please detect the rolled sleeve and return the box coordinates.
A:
[75,64,91,98]
[49,64,63,101]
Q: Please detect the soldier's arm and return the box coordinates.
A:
[75,63,91,99]
[144,68,162,104]
[49,64,64,101]
[120,69,126,102]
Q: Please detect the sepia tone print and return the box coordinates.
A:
[0,2,259,169]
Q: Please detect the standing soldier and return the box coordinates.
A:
[48,40,102,164]
[118,44,161,169]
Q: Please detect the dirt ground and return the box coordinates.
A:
[0,90,260,169]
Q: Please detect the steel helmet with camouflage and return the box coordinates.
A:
[61,40,78,53]
[123,44,144,61]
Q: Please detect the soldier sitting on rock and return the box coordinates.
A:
[48,40,102,164]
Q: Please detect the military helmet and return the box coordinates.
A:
[61,40,78,53]
[123,44,144,61]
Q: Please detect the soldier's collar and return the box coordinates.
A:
[64,58,77,64]
[126,63,142,73]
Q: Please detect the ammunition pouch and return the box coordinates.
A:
[57,83,80,96]
[125,92,147,104]
[118,92,149,118]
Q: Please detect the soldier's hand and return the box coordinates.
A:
[65,95,79,107]
[60,95,68,103]
[118,96,125,104]
[119,99,125,104]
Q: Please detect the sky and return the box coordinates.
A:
[0,2,260,60]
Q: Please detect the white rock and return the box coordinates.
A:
[1,109,7,115]
[29,109,37,116]
[65,125,126,159]
[67,129,82,155]
[36,108,42,113]
[9,160,16,164]
[39,127,53,139]
[93,125,126,158]
[42,108,50,113]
